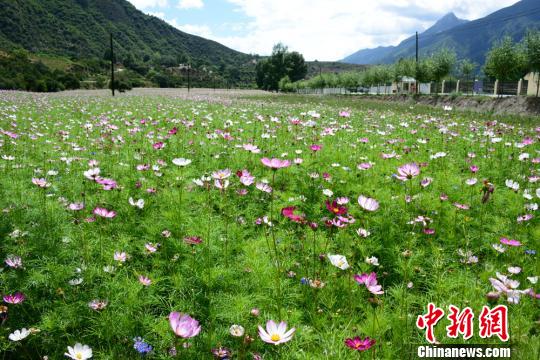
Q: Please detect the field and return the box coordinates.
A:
[0,89,539,359]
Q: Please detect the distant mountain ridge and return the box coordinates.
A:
[342,0,540,65]
[341,12,467,64]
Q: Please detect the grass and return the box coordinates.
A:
[0,90,538,359]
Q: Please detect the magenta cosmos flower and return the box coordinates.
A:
[396,163,420,181]
[169,312,201,338]
[344,336,376,351]
[4,292,25,304]
[357,195,379,212]
[258,320,295,345]
[93,207,116,218]
[281,206,305,223]
[261,158,291,169]
[500,237,521,246]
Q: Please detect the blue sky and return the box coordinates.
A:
[128,0,519,61]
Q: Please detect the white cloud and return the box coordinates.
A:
[129,0,519,60]
[211,0,518,60]
[177,0,204,9]
[128,0,168,9]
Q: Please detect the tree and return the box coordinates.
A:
[524,30,540,97]
[460,59,476,94]
[431,49,456,84]
[284,51,307,82]
[484,37,527,95]
[255,43,307,91]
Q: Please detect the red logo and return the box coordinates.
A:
[417,304,508,343]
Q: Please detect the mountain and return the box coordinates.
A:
[342,0,540,65]
[342,12,468,64]
[0,0,253,69]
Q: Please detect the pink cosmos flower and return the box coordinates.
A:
[396,163,420,181]
[114,251,127,262]
[3,292,25,304]
[470,165,479,173]
[500,238,521,246]
[5,255,22,269]
[68,203,84,211]
[357,162,372,170]
[281,207,305,224]
[256,182,272,193]
[517,214,533,223]
[261,158,291,169]
[236,169,255,186]
[354,272,384,295]
[169,312,201,338]
[339,110,351,118]
[93,207,116,218]
[453,202,470,210]
[357,195,379,212]
[95,177,117,190]
[138,275,152,286]
[420,177,433,188]
[310,144,322,152]
[212,169,231,179]
[242,144,261,153]
[32,178,50,188]
[144,243,160,253]
[344,336,376,351]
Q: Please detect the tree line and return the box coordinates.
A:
[274,30,540,96]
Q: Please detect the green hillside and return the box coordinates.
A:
[0,0,258,90]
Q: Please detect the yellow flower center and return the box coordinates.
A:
[337,260,344,267]
[76,354,83,360]
[271,334,281,342]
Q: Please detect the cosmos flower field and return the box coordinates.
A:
[0,89,539,359]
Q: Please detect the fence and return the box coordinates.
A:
[296,79,535,96]
[296,87,351,95]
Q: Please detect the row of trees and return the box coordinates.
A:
[282,30,540,96]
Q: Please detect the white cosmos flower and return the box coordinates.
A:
[9,328,30,341]
[83,168,100,180]
[229,324,245,337]
[536,188,540,198]
[258,320,295,345]
[505,179,519,191]
[466,178,477,186]
[323,189,333,197]
[65,343,93,360]
[128,197,145,209]
[527,276,538,284]
[365,256,380,266]
[172,158,191,166]
[508,266,521,274]
[327,254,349,270]
[492,244,506,253]
[525,203,538,211]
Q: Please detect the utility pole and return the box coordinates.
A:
[188,63,191,92]
[110,33,115,96]
[415,31,419,94]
